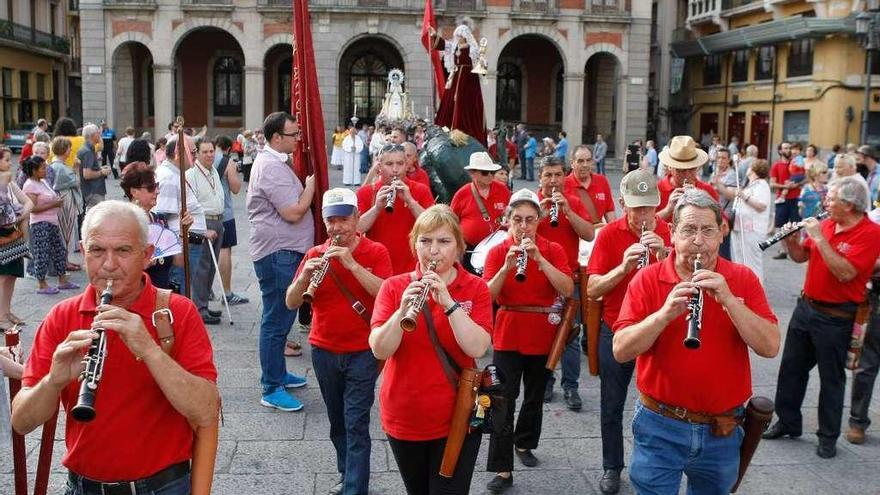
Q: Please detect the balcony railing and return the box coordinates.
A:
[687,0,721,26]
[513,0,556,15]
[586,0,627,15]
[0,19,69,54]
[722,0,760,10]
[102,0,157,5]
[181,0,233,5]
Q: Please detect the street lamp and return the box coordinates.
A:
[858,5,880,145]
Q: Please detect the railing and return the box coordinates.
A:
[181,0,233,4]
[722,0,760,10]
[103,0,157,5]
[258,0,484,9]
[513,0,556,14]
[687,0,721,25]
[0,19,69,54]
[587,0,626,15]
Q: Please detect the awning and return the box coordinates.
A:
[671,15,856,57]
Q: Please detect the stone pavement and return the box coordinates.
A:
[2,164,879,495]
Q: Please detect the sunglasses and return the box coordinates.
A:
[478,170,495,176]
[381,144,405,153]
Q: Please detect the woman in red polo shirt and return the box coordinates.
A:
[370,204,493,494]
[483,189,573,493]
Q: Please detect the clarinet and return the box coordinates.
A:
[385,176,398,213]
[549,187,559,227]
[637,221,649,269]
[684,254,703,350]
[302,235,341,303]
[758,211,829,251]
[400,260,439,331]
[514,235,528,282]
[71,280,114,422]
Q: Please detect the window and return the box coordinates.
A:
[555,68,564,123]
[19,72,29,99]
[1,68,12,130]
[868,51,880,76]
[782,110,809,144]
[18,71,31,123]
[212,57,242,117]
[50,3,57,36]
[348,53,388,122]
[278,56,292,112]
[867,112,880,149]
[703,54,722,86]
[496,62,522,122]
[787,38,813,78]
[755,46,775,81]
[731,50,749,83]
[36,74,45,101]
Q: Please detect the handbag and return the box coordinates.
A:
[0,235,28,265]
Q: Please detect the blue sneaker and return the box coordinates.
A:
[260,389,303,412]
[283,372,307,389]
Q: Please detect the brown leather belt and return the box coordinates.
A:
[499,305,555,314]
[640,393,740,425]
[801,294,856,320]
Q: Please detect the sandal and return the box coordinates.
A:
[37,286,60,295]
[57,282,81,290]
[65,263,81,271]
[284,341,302,357]
[6,312,24,325]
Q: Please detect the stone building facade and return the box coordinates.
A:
[80,0,652,156]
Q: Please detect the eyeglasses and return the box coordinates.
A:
[381,144,405,153]
[510,216,539,226]
[136,184,158,193]
[279,130,302,139]
[677,225,720,239]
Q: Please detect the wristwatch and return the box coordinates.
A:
[444,301,461,316]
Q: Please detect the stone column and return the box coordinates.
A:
[245,66,265,132]
[483,70,497,130]
[79,0,106,126]
[153,64,174,139]
[563,73,585,146]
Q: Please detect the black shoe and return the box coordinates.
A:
[487,474,513,493]
[328,479,343,495]
[599,469,621,494]
[515,448,538,467]
[762,421,801,440]
[543,386,554,403]
[772,252,787,260]
[564,389,583,411]
[201,313,220,325]
[207,309,222,318]
[816,440,837,459]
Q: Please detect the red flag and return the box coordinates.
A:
[292,0,329,243]
[421,0,445,100]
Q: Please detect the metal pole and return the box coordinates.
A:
[862,19,875,146]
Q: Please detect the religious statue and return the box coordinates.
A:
[378,69,412,122]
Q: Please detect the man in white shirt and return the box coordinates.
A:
[115,127,136,170]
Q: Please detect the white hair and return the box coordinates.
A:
[830,176,870,213]
[31,141,49,154]
[746,144,758,157]
[82,124,101,141]
[81,200,149,247]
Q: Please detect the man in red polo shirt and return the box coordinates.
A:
[768,142,800,259]
[655,136,720,221]
[613,188,779,494]
[764,176,880,459]
[450,151,511,273]
[564,144,617,225]
[403,141,431,190]
[287,188,392,495]
[357,144,435,274]
[12,201,219,491]
[535,155,594,410]
[586,168,671,494]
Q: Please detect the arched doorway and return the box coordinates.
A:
[173,28,245,131]
[111,41,154,132]
[264,43,292,116]
[583,53,621,155]
[495,35,564,135]
[338,37,404,126]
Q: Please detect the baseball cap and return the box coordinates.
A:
[322,188,358,218]
[619,169,660,208]
[508,188,541,210]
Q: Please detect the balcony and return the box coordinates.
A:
[102,0,157,9]
[687,0,723,28]
[181,0,233,11]
[512,0,557,16]
[586,0,628,15]
[0,19,70,55]
[258,0,445,11]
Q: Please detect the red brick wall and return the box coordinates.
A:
[585,31,622,49]
[112,20,151,38]
[176,30,244,127]
[558,0,582,9]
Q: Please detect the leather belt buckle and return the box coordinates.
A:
[667,405,689,420]
[100,481,136,495]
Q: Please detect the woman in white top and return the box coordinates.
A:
[731,159,772,283]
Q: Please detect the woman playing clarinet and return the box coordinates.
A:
[370,204,492,494]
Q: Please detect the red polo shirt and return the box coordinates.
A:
[537,189,592,273]
[771,159,800,200]
[587,216,671,326]
[802,215,880,303]
[407,165,431,190]
[563,172,615,221]
[489,140,518,164]
[297,235,393,353]
[614,253,777,414]
[372,265,493,441]
[357,178,435,274]
[450,181,511,246]
[22,277,217,481]
[483,234,571,354]
[657,176,720,213]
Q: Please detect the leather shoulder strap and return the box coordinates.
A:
[326,266,371,325]
[154,288,175,355]
[408,272,461,388]
[575,185,600,224]
[470,183,491,222]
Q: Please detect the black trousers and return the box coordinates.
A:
[487,350,550,473]
[387,431,481,495]
[774,298,853,441]
[599,322,635,471]
[850,290,880,429]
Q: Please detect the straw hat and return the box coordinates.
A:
[464,151,501,172]
[658,136,708,170]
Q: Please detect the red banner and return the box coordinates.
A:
[292,0,329,244]
[421,0,445,101]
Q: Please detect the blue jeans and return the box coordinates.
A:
[312,347,378,495]
[597,158,606,175]
[253,249,303,394]
[630,402,743,495]
[169,244,204,295]
[599,322,635,470]
[64,473,191,495]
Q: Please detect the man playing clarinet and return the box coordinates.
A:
[764,176,880,458]
[614,189,779,494]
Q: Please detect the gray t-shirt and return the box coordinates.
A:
[78,142,106,198]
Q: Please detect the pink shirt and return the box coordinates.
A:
[23,178,59,225]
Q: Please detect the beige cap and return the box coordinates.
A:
[620,169,660,208]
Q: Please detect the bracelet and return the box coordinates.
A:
[444,302,461,316]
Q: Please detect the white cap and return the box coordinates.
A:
[322,188,358,218]
[508,188,541,210]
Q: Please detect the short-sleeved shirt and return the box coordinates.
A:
[656,176,720,213]
[407,166,431,191]
[771,159,800,200]
[246,146,314,261]
[614,253,777,414]
[483,235,571,354]
[587,216,671,326]
[563,172,615,221]
[372,266,493,441]
[356,178,435,274]
[185,161,224,216]
[215,153,235,222]
[536,189,591,273]
[22,278,218,480]
[153,160,207,235]
[78,142,106,198]
[450,181,511,247]
[802,216,880,303]
[298,235,392,353]
[23,178,60,225]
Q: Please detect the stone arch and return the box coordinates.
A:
[495,32,565,128]
[264,42,293,115]
[107,31,155,67]
[263,33,293,55]
[336,33,411,79]
[583,50,625,156]
[583,43,627,76]
[166,18,248,66]
[109,39,155,132]
[336,34,407,125]
[488,26,569,74]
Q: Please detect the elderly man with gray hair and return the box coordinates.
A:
[78,123,111,210]
[764,176,880,459]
